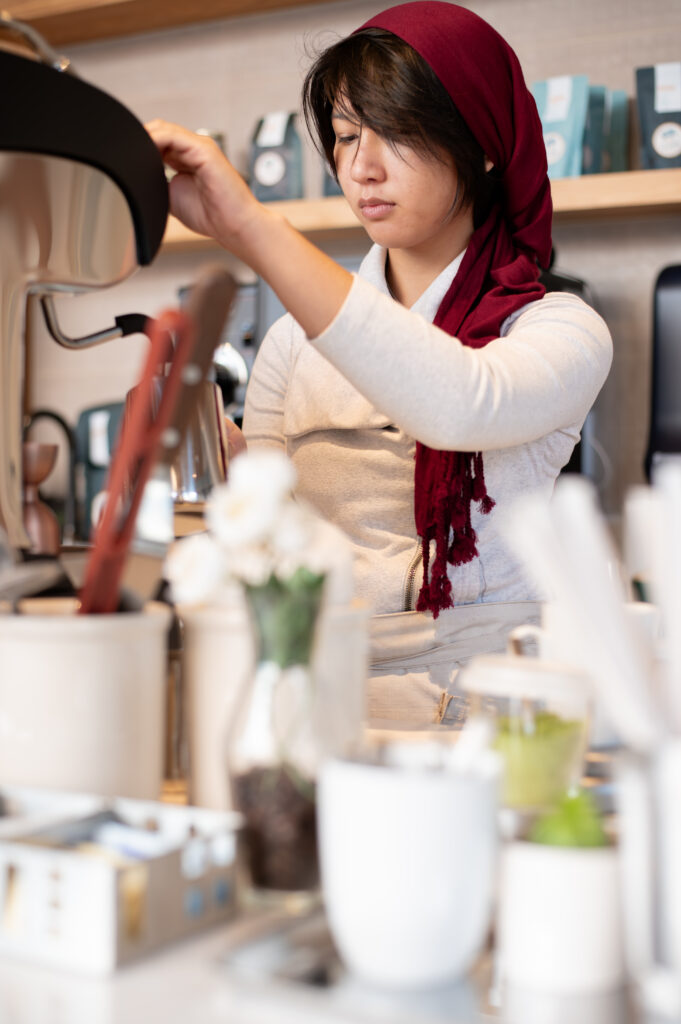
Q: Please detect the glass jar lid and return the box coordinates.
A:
[459,652,590,703]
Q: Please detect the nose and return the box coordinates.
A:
[349,127,386,184]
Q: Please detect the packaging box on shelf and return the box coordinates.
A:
[0,789,242,974]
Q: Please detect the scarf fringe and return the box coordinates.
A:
[416,449,495,618]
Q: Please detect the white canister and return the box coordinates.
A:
[498,840,624,993]
[0,598,171,799]
[180,599,369,809]
[318,756,499,990]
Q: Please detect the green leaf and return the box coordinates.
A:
[529,789,609,848]
[244,573,326,668]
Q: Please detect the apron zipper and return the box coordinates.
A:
[403,543,423,611]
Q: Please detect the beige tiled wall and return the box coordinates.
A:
[26,0,681,521]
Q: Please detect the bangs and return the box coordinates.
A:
[302,28,497,219]
[303,30,446,173]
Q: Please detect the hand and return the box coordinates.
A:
[146,119,262,251]
[147,121,352,340]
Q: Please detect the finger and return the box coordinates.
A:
[146,124,206,174]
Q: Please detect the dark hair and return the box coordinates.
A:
[302,28,499,222]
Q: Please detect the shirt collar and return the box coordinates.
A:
[358,244,467,320]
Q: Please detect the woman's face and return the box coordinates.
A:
[332,101,469,256]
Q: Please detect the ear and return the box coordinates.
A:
[484,155,494,173]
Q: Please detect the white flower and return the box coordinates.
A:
[206,451,297,550]
[229,449,296,500]
[164,533,228,607]
[206,481,278,549]
[270,503,309,556]
[164,451,356,609]
[224,545,274,587]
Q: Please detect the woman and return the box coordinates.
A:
[148,2,612,727]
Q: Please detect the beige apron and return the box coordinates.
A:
[367,600,541,729]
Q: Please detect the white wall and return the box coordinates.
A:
[26,0,681,519]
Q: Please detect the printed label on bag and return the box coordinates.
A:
[652,121,681,159]
[253,151,286,186]
[89,410,111,467]
[544,130,567,166]
[545,76,573,123]
[654,63,681,114]
[256,112,289,148]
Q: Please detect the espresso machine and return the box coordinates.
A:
[0,13,168,554]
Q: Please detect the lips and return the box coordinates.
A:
[358,197,395,219]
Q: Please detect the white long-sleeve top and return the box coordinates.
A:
[243,245,613,616]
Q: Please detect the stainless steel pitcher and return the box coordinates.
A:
[125,376,229,507]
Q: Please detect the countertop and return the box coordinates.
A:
[0,904,641,1024]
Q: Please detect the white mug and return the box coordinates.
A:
[317,755,499,990]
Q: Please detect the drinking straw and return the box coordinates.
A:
[650,461,681,733]
[503,477,664,753]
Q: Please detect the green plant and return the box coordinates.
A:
[528,789,609,848]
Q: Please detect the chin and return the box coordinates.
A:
[364,224,412,249]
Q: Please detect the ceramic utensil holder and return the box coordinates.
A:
[0,598,171,798]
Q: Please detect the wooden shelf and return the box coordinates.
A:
[550,168,681,218]
[161,169,681,253]
[162,196,364,252]
[7,0,347,46]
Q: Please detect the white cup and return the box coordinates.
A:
[0,598,170,798]
[498,841,624,993]
[318,756,499,990]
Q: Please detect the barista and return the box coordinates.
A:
[147,2,612,727]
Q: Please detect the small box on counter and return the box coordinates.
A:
[0,789,242,974]
[0,786,105,840]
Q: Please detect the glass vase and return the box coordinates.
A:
[226,570,326,900]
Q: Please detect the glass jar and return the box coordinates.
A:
[226,572,326,897]
[460,652,591,815]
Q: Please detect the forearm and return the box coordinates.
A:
[228,204,353,339]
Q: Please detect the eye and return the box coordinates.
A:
[334,133,359,146]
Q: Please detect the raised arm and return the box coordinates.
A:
[146,120,353,339]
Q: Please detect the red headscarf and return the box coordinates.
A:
[357,1,553,617]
